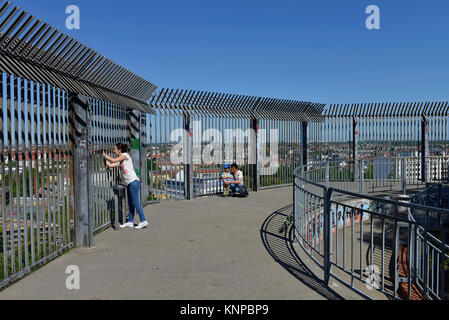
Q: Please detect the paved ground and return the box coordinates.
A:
[0,187,358,300]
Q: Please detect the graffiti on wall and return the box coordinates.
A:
[301,200,371,246]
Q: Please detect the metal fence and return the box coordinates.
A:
[409,185,449,299]
[308,103,449,162]
[0,73,74,289]
[146,89,324,200]
[89,98,129,233]
[146,105,186,202]
[190,111,256,196]
[0,0,157,288]
[258,119,302,190]
[294,157,449,300]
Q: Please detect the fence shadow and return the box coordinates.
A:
[260,205,346,300]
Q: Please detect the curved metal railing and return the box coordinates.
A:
[408,185,449,300]
[293,157,449,300]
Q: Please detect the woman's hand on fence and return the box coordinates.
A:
[103,153,114,162]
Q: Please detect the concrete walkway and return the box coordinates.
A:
[0,187,356,300]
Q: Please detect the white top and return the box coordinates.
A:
[120,153,139,186]
[233,170,244,186]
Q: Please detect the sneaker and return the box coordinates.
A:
[135,221,149,229]
[120,222,134,229]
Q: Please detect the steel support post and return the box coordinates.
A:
[127,109,141,179]
[69,93,93,248]
[301,121,308,169]
[184,113,194,200]
[402,157,407,195]
[323,187,333,285]
[353,117,359,183]
[353,117,358,162]
[293,176,297,241]
[250,118,259,192]
[139,113,148,204]
[421,116,429,183]
[360,159,365,195]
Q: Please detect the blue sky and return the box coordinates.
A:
[9,0,449,104]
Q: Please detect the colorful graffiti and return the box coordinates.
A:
[300,200,371,247]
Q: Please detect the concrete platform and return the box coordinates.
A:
[0,187,350,300]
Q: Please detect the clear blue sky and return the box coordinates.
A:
[10,0,449,104]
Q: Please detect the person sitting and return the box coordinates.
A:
[221,164,233,196]
[227,163,249,197]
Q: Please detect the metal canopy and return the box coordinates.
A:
[324,102,449,118]
[149,88,326,122]
[0,0,157,113]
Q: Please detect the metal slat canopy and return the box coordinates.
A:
[150,88,326,122]
[323,102,449,118]
[0,0,157,113]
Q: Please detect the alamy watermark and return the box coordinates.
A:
[366,5,380,30]
[65,265,80,290]
[169,122,280,175]
[66,5,80,30]
[365,265,381,290]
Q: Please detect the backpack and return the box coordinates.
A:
[238,185,249,197]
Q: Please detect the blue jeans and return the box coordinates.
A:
[230,184,242,193]
[127,180,146,224]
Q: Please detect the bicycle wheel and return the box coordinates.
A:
[279,223,287,234]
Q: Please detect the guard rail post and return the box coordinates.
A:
[302,121,308,171]
[440,232,447,299]
[360,159,365,195]
[250,118,259,192]
[323,187,333,285]
[422,116,429,183]
[139,112,148,204]
[402,158,407,195]
[69,93,94,248]
[293,173,298,242]
[183,112,194,200]
[352,116,358,166]
[393,220,399,299]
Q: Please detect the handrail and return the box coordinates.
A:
[295,161,449,216]
[293,156,449,300]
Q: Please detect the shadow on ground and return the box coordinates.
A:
[260,205,345,300]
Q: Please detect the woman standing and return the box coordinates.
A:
[103,143,149,229]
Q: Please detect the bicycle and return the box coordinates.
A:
[278,211,294,234]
